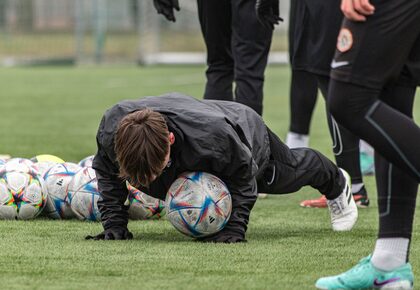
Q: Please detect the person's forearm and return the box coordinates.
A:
[96,169,130,230]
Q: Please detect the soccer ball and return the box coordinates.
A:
[127,182,165,220]
[43,162,81,219]
[67,167,100,221]
[33,161,56,177]
[78,155,94,168]
[4,158,35,173]
[0,161,47,220]
[31,154,65,177]
[165,172,232,238]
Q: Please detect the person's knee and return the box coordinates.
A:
[327,80,377,132]
[327,80,353,128]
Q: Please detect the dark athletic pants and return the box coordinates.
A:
[317,76,363,185]
[329,81,418,239]
[288,0,363,185]
[288,71,364,185]
[329,0,420,239]
[288,70,318,135]
[258,128,345,199]
[197,0,273,115]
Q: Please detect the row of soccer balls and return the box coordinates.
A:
[0,155,165,221]
[0,155,233,238]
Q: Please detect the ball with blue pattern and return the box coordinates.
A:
[166,172,232,238]
[67,167,100,221]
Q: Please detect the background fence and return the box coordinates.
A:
[0,0,290,65]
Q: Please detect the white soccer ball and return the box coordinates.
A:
[78,155,94,168]
[4,158,35,173]
[0,181,16,219]
[33,161,56,177]
[127,182,165,220]
[0,161,47,220]
[166,172,232,238]
[31,154,65,177]
[0,159,5,172]
[68,167,100,221]
[43,162,81,219]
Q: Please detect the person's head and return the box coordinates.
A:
[115,108,175,187]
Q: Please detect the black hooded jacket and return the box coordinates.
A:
[93,93,271,239]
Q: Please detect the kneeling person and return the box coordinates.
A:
[88,93,357,242]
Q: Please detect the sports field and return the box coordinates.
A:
[0,66,419,290]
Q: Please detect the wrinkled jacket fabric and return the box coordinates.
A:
[93,93,271,238]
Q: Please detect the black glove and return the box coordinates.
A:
[85,227,133,240]
[153,0,180,22]
[255,0,283,30]
[197,229,246,244]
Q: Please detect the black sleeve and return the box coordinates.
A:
[93,141,130,231]
[221,176,258,240]
[210,130,258,240]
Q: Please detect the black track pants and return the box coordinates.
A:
[197,0,273,115]
[258,128,345,199]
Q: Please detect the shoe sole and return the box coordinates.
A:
[301,203,366,209]
[316,281,413,290]
[376,280,413,289]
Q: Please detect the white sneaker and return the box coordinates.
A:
[327,169,358,231]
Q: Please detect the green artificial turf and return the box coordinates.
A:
[0,66,419,290]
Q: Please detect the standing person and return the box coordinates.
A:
[285,70,318,149]
[153,0,280,116]
[87,94,358,242]
[285,0,375,178]
[285,0,319,149]
[313,0,420,288]
[261,0,370,208]
[285,0,318,148]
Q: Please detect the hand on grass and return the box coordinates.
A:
[85,227,133,240]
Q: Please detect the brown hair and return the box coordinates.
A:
[115,108,170,187]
